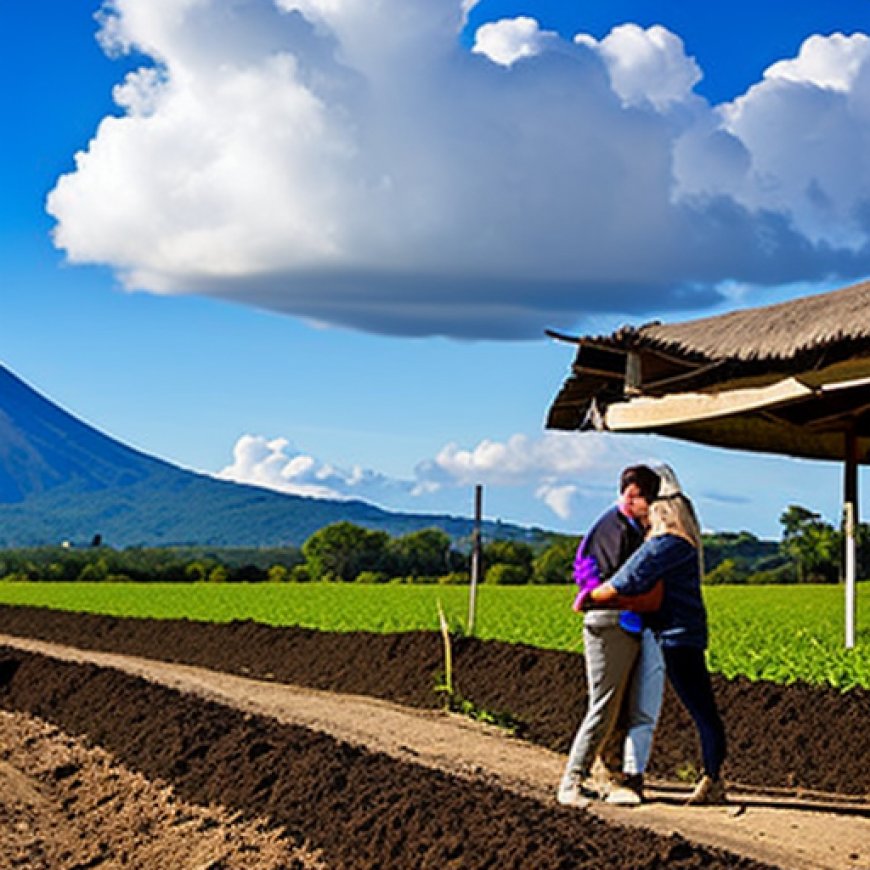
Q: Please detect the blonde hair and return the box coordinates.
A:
[648,494,703,551]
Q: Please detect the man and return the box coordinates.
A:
[557,464,665,808]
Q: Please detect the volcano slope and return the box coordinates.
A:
[0,605,867,869]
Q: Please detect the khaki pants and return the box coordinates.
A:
[562,622,639,783]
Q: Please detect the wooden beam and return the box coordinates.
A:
[844,426,858,650]
[604,377,814,431]
[639,358,727,394]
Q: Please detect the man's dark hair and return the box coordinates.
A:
[619,465,660,502]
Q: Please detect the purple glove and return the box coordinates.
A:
[573,553,601,590]
[572,553,601,613]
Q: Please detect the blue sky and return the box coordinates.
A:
[3,0,870,540]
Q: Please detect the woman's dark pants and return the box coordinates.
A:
[663,645,727,779]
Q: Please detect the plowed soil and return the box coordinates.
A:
[0,605,867,869]
[0,708,326,869]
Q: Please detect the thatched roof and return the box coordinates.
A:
[546,281,870,462]
[614,280,870,364]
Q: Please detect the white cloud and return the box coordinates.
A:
[472,17,554,67]
[217,434,405,501]
[214,431,840,539]
[418,432,606,486]
[764,32,870,91]
[575,23,701,111]
[47,3,870,338]
[675,32,870,250]
[535,483,578,520]
[217,430,617,521]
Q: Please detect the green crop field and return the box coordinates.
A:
[0,581,867,690]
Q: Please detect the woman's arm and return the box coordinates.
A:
[573,579,663,613]
[609,538,672,596]
[572,538,677,613]
[588,582,620,607]
[572,581,619,613]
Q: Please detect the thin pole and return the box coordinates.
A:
[844,427,858,650]
[468,484,483,635]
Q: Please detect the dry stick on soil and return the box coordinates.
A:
[434,600,520,732]
[435,598,454,705]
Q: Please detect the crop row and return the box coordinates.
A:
[0,581,867,690]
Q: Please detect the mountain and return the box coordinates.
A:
[0,364,538,548]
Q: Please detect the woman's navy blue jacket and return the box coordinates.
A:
[609,534,708,649]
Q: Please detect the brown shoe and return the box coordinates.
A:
[607,773,643,807]
[606,775,644,806]
[685,775,727,805]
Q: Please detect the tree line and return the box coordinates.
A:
[0,505,866,585]
[0,524,573,585]
[704,505,870,585]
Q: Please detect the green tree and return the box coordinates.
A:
[388,528,452,578]
[289,564,311,582]
[858,522,870,580]
[185,560,211,583]
[208,565,229,583]
[702,530,780,573]
[485,563,527,585]
[267,564,290,583]
[531,536,577,585]
[779,505,839,583]
[704,558,748,585]
[483,540,534,573]
[302,522,389,582]
[78,557,110,582]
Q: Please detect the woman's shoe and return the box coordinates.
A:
[685,774,727,805]
[556,776,598,808]
[606,774,644,806]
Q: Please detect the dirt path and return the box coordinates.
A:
[2,634,867,869]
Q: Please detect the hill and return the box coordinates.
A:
[0,364,536,547]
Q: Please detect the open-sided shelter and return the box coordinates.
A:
[546,280,870,648]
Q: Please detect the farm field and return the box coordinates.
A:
[0,603,867,868]
[0,580,868,689]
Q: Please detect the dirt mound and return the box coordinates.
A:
[0,605,866,796]
[0,708,325,869]
[0,648,774,869]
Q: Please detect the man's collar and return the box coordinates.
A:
[617,505,644,533]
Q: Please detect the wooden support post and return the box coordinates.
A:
[844,427,858,650]
[468,485,483,636]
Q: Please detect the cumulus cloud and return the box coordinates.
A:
[415,432,606,487]
[47,1,870,338]
[217,431,615,520]
[575,23,702,111]
[674,32,870,250]
[217,434,407,501]
[535,483,578,520]
[764,32,870,91]
[472,16,556,67]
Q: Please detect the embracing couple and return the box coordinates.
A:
[557,464,727,808]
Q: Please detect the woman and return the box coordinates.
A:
[580,470,727,805]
